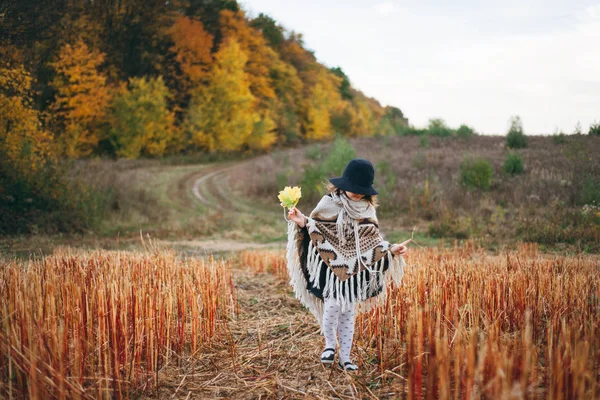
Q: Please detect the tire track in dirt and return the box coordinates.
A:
[172,158,284,253]
[190,159,276,216]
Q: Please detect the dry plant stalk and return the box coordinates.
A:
[0,249,236,399]
[240,244,599,399]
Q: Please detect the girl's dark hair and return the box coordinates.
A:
[325,182,379,207]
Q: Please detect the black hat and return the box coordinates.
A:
[329,158,378,196]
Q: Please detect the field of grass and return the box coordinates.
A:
[229,135,600,253]
[1,243,598,398]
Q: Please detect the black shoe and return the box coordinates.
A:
[338,361,358,371]
[320,348,335,364]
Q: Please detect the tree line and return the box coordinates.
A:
[0,0,408,233]
[1,0,408,162]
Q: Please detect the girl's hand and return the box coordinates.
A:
[288,207,306,227]
[390,244,408,256]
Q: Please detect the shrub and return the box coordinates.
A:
[322,137,357,176]
[552,132,566,145]
[460,156,493,190]
[427,118,454,137]
[581,175,600,205]
[506,116,528,149]
[305,144,323,161]
[503,153,525,176]
[589,121,600,136]
[456,124,476,138]
[301,137,356,200]
[396,125,427,136]
[419,135,430,148]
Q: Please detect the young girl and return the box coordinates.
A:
[286,158,408,371]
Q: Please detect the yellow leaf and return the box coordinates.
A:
[278,186,302,209]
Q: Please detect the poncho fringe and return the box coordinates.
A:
[286,214,405,331]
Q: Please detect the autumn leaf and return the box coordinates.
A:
[278,186,301,209]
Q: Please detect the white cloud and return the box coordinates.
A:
[374,1,397,15]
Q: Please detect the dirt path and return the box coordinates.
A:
[148,264,392,399]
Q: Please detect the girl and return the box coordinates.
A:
[286,158,408,371]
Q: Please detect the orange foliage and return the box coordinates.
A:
[50,40,110,158]
[219,10,276,101]
[168,16,214,88]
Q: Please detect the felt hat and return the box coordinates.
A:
[329,158,378,196]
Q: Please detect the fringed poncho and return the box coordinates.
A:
[286,192,405,329]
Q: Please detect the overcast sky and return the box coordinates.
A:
[241,0,600,135]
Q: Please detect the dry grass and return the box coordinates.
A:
[228,135,600,249]
[1,244,599,399]
[228,245,600,399]
[0,248,236,399]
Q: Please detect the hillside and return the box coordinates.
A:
[1,0,411,235]
[227,134,600,252]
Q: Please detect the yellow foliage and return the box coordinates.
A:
[278,186,302,209]
[304,69,343,140]
[247,108,277,151]
[219,10,276,101]
[186,39,259,152]
[109,77,175,158]
[50,40,110,158]
[0,63,55,177]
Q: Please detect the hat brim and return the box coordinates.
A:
[329,177,378,196]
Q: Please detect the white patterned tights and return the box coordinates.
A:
[322,296,355,363]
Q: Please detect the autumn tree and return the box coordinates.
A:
[304,68,343,140]
[0,61,62,233]
[219,10,284,148]
[185,39,262,152]
[109,76,176,158]
[269,59,303,143]
[0,62,54,176]
[50,40,110,157]
[220,9,276,102]
[166,15,214,113]
[330,67,353,100]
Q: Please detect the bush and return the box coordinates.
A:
[456,124,476,138]
[427,118,454,137]
[589,121,600,136]
[305,144,323,161]
[300,137,356,200]
[396,125,427,136]
[581,175,600,205]
[506,116,528,149]
[322,137,357,176]
[552,132,566,144]
[460,156,493,190]
[419,135,430,148]
[503,153,525,176]
[0,160,104,234]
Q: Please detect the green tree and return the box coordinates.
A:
[506,116,528,148]
[185,39,262,151]
[589,121,600,136]
[109,76,175,158]
[330,67,353,100]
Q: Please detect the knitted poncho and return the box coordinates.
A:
[286,192,405,329]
